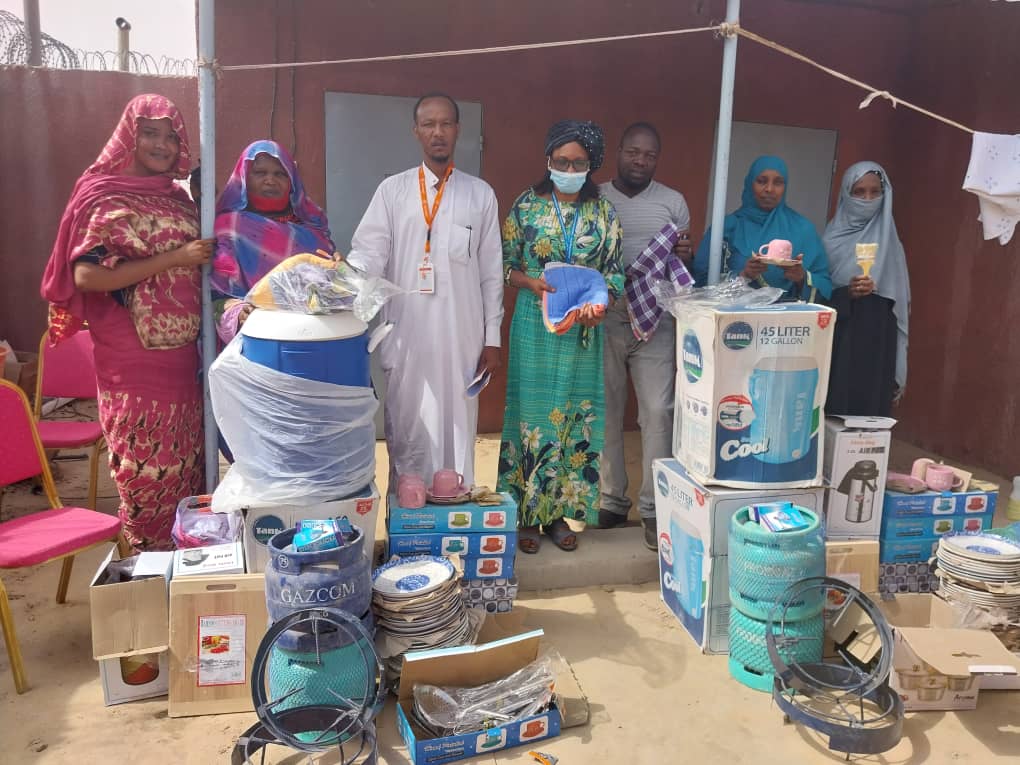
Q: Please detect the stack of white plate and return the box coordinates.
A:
[935,533,1020,617]
[371,555,482,682]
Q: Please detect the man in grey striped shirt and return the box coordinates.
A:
[598,122,692,550]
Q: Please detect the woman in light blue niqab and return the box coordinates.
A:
[823,161,910,416]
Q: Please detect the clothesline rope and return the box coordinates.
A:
[730,25,976,135]
[203,22,975,136]
[214,26,721,71]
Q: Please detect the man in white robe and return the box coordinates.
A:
[347,93,504,489]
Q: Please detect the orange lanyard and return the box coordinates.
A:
[418,164,454,255]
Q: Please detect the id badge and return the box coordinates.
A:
[418,261,435,294]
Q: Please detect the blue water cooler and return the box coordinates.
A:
[240,309,372,387]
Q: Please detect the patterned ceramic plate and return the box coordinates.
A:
[372,555,456,597]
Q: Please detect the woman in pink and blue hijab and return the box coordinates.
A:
[211,140,335,342]
[693,155,831,301]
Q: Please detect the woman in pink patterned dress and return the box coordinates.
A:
[40,94,214,551]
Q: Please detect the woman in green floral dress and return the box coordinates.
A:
[498,120,623,553]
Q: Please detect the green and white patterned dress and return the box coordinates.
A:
[497,188,624,528]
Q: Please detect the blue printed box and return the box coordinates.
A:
[882,485,997,520]
[388,531,517,558]
[387,494,518,533]
[880,536,939,564]
[396,626,561,765]
[460,553,516,580]
[880,512,994,541]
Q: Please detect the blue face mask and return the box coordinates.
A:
[549,167,586,195]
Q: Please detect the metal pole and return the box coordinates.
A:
[22,0,42,67]
[198,0,219,492]
[115,17,131,72]
[707,0,740,285]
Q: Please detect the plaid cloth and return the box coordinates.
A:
[625,222,693,341]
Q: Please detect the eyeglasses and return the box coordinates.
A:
[548,157,591,173]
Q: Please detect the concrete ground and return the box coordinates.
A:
[1,424,1017,764]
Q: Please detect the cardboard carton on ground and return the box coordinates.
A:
[167,574,267,717]
[1,346,38,401]
[89,548,174,705]
[652,458,824,653]
[672,303,835,488]
[825,539,880,594]
[882,481,998,520]
[172,541,245,578]
[395,614,587,765]
[242,482,380,573]
[823,415,894,538]
[387,493,518,533]
[882,594,1020,711]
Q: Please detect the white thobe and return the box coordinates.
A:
[347,164,504,488]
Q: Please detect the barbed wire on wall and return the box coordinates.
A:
[0,10,195,76]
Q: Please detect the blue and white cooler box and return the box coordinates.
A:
[240,310,372,387]
[673,304,835,488]
[652,458,824,653]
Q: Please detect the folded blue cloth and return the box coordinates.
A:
[541,264,609,329]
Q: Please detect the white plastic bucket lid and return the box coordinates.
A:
[240,309,368,342]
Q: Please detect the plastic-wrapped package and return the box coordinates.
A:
[172,495,243,548]
[209,338,378,512]
[653,275,785,319]
[411,656,556,736]
[245,252,404,323]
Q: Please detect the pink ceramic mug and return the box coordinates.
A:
[432,469,466,498]
[925,465,964,492]
[759,238,793,261]
[397,474,427,508]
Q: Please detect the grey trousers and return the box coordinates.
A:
[600,305,676,521]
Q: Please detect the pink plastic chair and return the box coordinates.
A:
[33,329,107,509]
[0,379,122,694]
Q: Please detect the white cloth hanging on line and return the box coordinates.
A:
[962,131,1020,245]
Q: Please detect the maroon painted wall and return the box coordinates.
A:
[3,1,1017,477]
[211,0,913,433]
[882,1,1020,478]
[0,68,198,351]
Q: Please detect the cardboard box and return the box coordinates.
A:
[652,458,824,653]
[388,530,518,558]
[2,347,38,401]
[880,512,994,541]
[98,652,170,706]
[395,619,578,764]
[172,541,245,578]
[168,574,268,717]
[89,549,174,705]
[461,576,518,613]
[825,540,880,593]
[460,553,516,580]
[884,595,1020,710]
[823,416,894,538]
[242,482,380,573]
[879,537,940,565]
[673,303,835,488]
[882,482,998,520]
[387,493,518,533]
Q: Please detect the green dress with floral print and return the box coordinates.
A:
[497,188,624,528]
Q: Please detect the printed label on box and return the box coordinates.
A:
[197,614,246,686]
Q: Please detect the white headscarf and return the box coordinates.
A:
[823,161,911,390]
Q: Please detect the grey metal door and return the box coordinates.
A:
[324,92,483,437]
[706,120,838,235]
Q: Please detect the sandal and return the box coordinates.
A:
[546,518,578,552]
[519,526,541,554]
